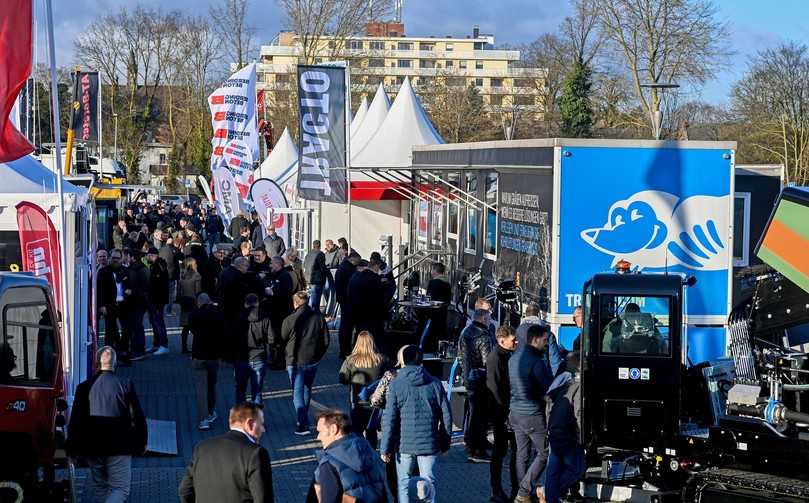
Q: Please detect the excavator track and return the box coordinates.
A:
[686,467,809,502]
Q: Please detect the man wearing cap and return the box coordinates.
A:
[381,345,452,503]
[146,247,170,355]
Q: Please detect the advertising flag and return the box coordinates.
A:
[16,201,62,308]
[69,71,100,142]
[249,178,289,246]
[0,0,34,162]
[296,65,348,203]
[209,63,259,194]
[257,89,265,119]
[212,164,242,236]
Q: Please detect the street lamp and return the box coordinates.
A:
[113,113,119,162]
[639,82,680,140]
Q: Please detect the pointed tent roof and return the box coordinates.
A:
[0,155,87,211]
[350,84,390,156]
[253,128,299,184]
[352,77,444,168]
[349,96,369,138]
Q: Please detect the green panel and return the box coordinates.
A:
[773,199,809,241]
[758,245,809,294]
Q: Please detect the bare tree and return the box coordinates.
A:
[561,0,605,67]
[422,76,497,143]
[210,0,256,69]
[278,0,395,64]
[597,0,731,136]
[732,42,809,185]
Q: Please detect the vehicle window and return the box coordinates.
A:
[599,295,670,356]
[1,287,57,386]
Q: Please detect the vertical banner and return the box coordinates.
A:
[0,0,34,163]
[209,63,259,198]
[249,178,289,247]
[70,71,100,142]
[256,89,265,119]
[296,65,347,203]
[16,201,62,308]
[212,165,241,236]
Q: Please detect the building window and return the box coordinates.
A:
[276,74,291,84]
[419,60,435,69]
[459,60,467,69]
[476,60,484,70]
[484,172,497,257]
[420,43,435,51]
[514,78,533,88]
[491,78,503,87]
[445,60,454,68]
[490,94,503,106]
[397,42,413,50]
[159,153,167,165]
[734,192,751,267]
[474,42,484,50]
[446,43,454,51]
[368,58,385,67]
[431,201,444,245]
[369,41,385,50]
[465,173,478,254]
[397,59,412,68]
[348,40,363,50]
[2,286,57,386]
[418,200,428,243]
[475,78,483,87]
[514,95,533,106]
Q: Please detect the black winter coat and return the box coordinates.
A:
[458,321,493,385]
[244,306,273,361]
[281,304,329,366]
[188,304,224,361]
[333,259,356,304]
[347,269,386,332]
[126,261,149,307]
[148,257,170,306]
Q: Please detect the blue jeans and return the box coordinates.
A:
[287,363,318,428]
[249,358,267,402]
[510,412,549,497]
[544,446,585,503]
[147,304,168,348]
[395,453,438,503]
[206,232,220,254]
[88,455,131,503]
[309,283,325,312]
[234,360,253,404]
[324,272,337,316]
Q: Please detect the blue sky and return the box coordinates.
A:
[44,0,809,106]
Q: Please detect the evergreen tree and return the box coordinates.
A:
[560,58,594,137]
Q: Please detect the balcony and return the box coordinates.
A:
[257,62,546,79]
[260,44,522,61]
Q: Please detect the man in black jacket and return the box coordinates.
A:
[204,207,225,253]
[334,252,360,358]
[423,261,452,353]
[146,247,170,355]
[124,249,150,359]
[303,240,328,312]
[486,325,519,503]
[189,293,224,430]
[240,293,273,405]
[67,347,147,502]
[179,402,274,503]
[347,258,386,351]
[459,308,495,462]
[217,257,251,322]
[281,291,329,435]
[264,256,294,366]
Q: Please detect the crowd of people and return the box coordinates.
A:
[70,199,586,503]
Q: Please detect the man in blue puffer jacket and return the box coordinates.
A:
[311,409,390,503]
[381,345,452,503]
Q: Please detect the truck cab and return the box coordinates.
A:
[580,271,684,456]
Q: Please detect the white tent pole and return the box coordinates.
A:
[45,0,72,398]
[345,62,352,247]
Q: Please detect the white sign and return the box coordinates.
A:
[618,367,629,380]
[212,165,241,235]
[249,178,289,246]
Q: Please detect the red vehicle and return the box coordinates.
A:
[0,272,70,501]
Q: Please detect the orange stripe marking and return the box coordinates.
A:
[762,218,809,277]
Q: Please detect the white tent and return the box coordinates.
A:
[352,77,444,168]
[349,96,369,138]
[254,128,299,184]
[0,154,93,403]
[350,84,391,156]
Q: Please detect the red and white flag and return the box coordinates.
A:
[16,201,62,308]
[256,89,265,119]
[0,1,34,162]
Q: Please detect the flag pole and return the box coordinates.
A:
[345,61,352,247]
[45,0,72,394]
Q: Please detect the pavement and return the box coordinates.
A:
[74,311,503,503]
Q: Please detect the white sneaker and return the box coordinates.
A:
[154,346,169,355]
[207,411,218,424]
[198,419,211,430]
[146,347,159,354]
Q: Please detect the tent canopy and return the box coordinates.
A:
[350,84,391,156]
[349,96,369,138]
[0,155,88,212]
[254,128,299,184]
[352,77,444,169]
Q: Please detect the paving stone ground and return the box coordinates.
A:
[76,313,501,503]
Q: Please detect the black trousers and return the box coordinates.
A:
[491,411,518,497]
[102,303,130,354]
[464,380,489,452]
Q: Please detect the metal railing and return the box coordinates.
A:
[391,248,457,301]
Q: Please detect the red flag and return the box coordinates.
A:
[256,89,265,118]
[16,201,62,309]
[0,1,34,162]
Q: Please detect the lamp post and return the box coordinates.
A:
[113,113,118,161]
[639,82,679,140]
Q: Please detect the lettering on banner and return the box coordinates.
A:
[298,70,332,195]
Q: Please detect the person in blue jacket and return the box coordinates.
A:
[380,345,452,503]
